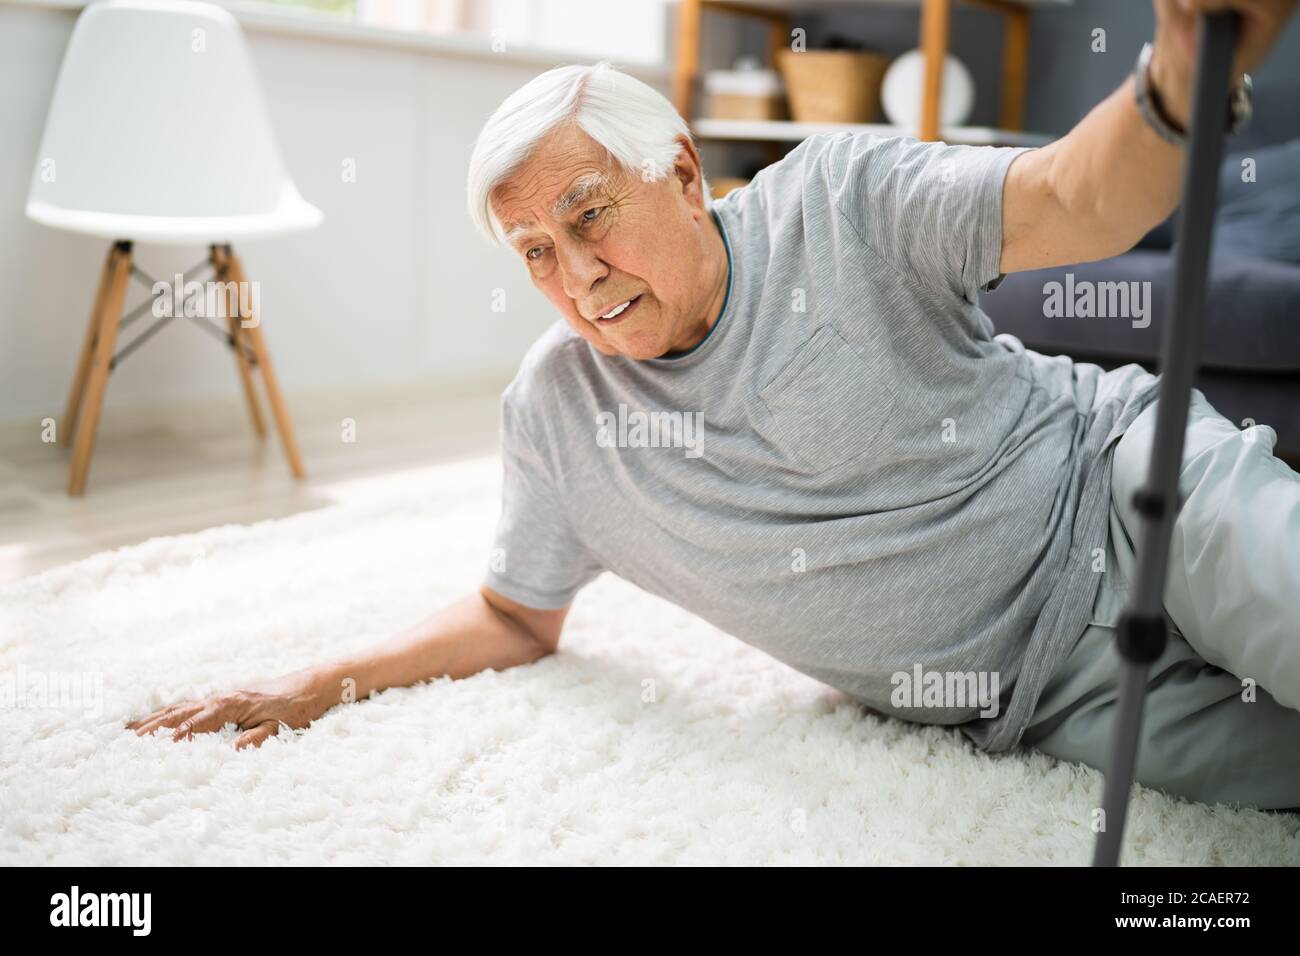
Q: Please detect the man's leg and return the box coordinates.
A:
[1022,616,1300,811]
[1110,388,1300,710]
[1022,388,1300,811]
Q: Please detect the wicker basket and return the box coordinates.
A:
[775,49,890,124]
[708,91,788,122]
[704,64,788,122]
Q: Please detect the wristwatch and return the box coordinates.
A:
[1133,41,1252,146]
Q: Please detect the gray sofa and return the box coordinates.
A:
[980,140,1300,465]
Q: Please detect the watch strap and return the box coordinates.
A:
[1135,42,1187,146]
[1134,41,1252,146]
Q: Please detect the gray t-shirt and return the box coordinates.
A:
[484,131,1160,753]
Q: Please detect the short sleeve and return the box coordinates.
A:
[817,132,1033,303]
[482,392,604,610]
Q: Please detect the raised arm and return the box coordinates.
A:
[125,587,568,749]
[999,0,1294,275]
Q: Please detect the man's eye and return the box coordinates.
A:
[581,206,603,224]
[526,246,548,261]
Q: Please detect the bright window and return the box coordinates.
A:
[251,0,671,64]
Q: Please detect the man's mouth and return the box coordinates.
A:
[594,294,643,326]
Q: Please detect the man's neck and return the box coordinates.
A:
[660,210,728,358]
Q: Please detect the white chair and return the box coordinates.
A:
[27,0,322,495]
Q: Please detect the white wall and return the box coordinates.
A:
[0,1,746,422]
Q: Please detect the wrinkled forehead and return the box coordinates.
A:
[492,128,625,244]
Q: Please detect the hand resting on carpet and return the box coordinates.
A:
[125,668,335,750]
[125,587,567,748]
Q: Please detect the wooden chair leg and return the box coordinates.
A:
[68,242,133,496]
[211,245,267,439]
[225,248,306,479]
[61,244,119,446]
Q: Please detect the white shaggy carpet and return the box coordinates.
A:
[2,455,1297,866]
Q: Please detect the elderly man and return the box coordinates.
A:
[130,0,1300,810]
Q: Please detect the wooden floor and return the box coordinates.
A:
[0,381,507,584]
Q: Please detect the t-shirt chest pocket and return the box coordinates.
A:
[758,324,900,474]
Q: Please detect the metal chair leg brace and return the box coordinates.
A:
[104,243,258,371]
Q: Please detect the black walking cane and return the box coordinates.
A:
[1092,11,1242,867]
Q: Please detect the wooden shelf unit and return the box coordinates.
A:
[692,116,1052,146]
[673,0,1067,146]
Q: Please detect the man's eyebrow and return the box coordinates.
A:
[502,171,613,247]
[551,171,611,217]
[503,222,535,247]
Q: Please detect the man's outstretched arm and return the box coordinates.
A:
[125,587,567,749]
[999,0,1295,275]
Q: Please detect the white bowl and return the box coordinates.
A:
[880,49,975,128]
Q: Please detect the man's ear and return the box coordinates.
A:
[672,135,706,209]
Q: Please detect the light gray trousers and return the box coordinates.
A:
[1021,388,1300,811]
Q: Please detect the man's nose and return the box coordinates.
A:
[557,240,607,303]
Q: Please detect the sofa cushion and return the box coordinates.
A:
[1136,212,1177,250]
[1215,139,1300,265]
[980,250,1300,372]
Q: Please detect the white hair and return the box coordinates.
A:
[466,59,711,246]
